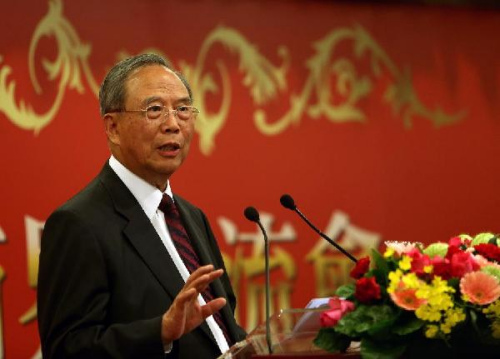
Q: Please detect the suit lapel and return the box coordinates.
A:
[98,164,185,301]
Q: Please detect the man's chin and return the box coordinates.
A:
[153,162,182,177]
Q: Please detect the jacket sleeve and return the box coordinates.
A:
[37,209,170,359]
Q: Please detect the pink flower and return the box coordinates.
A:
[320,297,355,327]
[385,241,423,255]
[473,254,491,267]
[350,256,370,279]
[460,271,500,305]
[355,277,381,303]
[474,255,500,271]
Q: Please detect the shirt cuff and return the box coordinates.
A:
[164,341,173,354]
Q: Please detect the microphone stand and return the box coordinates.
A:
[256,220,273,354]
[243,206,273,354]
[292,206,357,264]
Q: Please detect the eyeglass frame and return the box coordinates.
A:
[107,104,200,122]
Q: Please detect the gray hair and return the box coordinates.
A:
[98,53,193,116]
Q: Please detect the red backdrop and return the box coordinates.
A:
[1,0,500,357]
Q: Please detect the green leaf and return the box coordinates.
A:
[488,236,499,245]
[336,283,355,299]
[447,277,459,291]
[392,316,424,335]
[423,242,448,258]
[472,233,498,246]
[335,304,396,338]
[481,266,500,282]
[371,269,389,294]
[371,249,389,275]
[469,308,479,333]
[361,337,407,359]
[314,328,351,353]
[365,306,398,339]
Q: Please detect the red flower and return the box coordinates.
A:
[431,256,451,280]
[450,251,479,278]
[350,256,370,279]
[320,297,355,327]
[474,243,500,263]
[448,236,463,247]
[355,277,381,303]
[406,248,431,276]
[446,237,463,260]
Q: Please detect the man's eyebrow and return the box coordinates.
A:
[141,96,192,107]
[177,96,193,105]
[141,96,162,106]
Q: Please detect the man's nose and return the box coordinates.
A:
[161,110,180,132]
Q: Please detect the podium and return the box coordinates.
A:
[218,308,361,359]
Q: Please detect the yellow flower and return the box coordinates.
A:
[425,325,439,338]
[384,248,395,258]
[440,322,452,334]
[388,270,403,294]
[415,275,462,337]
[483,300,500,316]
[440,307,466,334]
[492,321,500,339]
[424,265,433,274]
[416,305,442,322]
[431,276,454,293]
[402,273,420,289]
[447,308,466,325]
[416,284,431,300]
[399,255,412,271]
[483,300,500,338]
[427,292,453,311]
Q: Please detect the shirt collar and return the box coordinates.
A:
[108,155,173,219]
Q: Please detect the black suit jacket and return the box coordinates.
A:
[37,163,246,359]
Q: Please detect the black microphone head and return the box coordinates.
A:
[280,194,296,210]
[244,206,260,222]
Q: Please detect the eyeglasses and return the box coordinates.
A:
[111,105,200,121]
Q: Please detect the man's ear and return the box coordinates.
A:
[104,113,120,146]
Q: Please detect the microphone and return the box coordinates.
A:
[279,194,357,263]
[243,206,273,354]
[243,206,260,223]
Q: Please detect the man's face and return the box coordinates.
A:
[107,65,195,189]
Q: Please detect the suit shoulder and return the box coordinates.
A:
[57,176,110,214]
[48,170,125,230]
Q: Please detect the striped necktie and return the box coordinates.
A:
[159,194,232,346]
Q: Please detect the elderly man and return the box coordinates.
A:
[38,53,246,358]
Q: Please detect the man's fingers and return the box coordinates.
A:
[176,287,198,305]
[185,268,224,293]
[162,267,227,344]
[161,288,200,342]
[200,297,227,318]
[185,264,214,285]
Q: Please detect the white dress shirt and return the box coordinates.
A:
[109,156,229,354]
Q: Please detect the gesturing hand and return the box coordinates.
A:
[161,265,226,344]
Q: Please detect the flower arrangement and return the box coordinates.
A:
[314,233,500,359]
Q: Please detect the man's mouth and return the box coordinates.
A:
[158,143,180,151]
